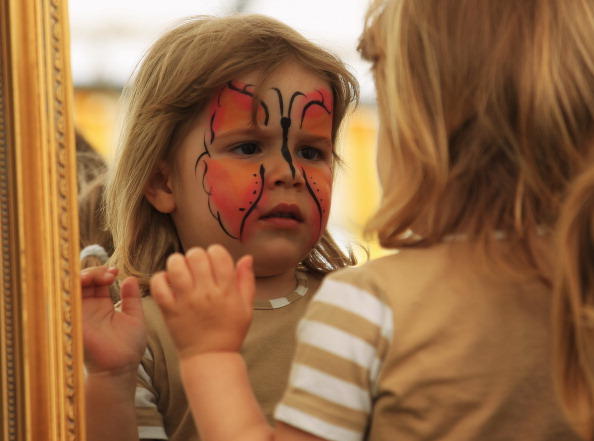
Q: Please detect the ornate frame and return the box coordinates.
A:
[0,0,85,440]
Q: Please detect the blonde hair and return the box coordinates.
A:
[555,165,594,439]
[106,14,359,290]
[360,0,594,435]
[359,0,594,257]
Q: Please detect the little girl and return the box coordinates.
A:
[151,1,594,441]
[81,14,358,441]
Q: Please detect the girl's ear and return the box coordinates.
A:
[144,162,176,213]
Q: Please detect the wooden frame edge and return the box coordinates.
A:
[0,0,85,440]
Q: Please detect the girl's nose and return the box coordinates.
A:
[265,151,305,189]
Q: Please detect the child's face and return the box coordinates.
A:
[169,62,334,276]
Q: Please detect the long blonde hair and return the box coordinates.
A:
[359,0,594,257]
[106,14,359,290]
[359,0,594,436]
[555,165,594,439]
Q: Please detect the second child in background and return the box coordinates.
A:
[82,14,358,441]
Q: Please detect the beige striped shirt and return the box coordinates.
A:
[276,242,581,441]
[135,272,318,441]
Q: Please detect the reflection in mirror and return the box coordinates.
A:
[68,3,378,441]
[68,0,385,259]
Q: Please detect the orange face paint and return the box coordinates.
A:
[297,88,333,139]
[196,80,334,244]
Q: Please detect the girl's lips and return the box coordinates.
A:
[259,203,304,222]
[258,216,301,229]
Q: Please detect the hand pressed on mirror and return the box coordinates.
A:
[150,245,255,359]
[82,267,147,441]
[82,267,146,375]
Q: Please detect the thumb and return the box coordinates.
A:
[236,255,255,309]
[120,277,144,321]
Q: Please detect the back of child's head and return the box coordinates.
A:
[76,130,113,264]
[359,0,594,434]
[76,130,107,195]
[79,174,113,256]
[359,0,594,265]
[106,14,359,288]
[554,163,594,438]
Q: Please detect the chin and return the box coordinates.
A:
[249,241,308,277]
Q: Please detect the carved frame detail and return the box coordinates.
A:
[0,0,85,440]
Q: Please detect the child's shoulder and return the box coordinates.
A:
[324,250,425,289]
[322,245,449,301]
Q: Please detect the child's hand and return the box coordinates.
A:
[82,266,147,376]
[150,245,255,359]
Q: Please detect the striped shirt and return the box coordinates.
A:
[276,243,581,441]
[135,272,317,441]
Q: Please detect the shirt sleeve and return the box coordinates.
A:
[274,276,394,441]
[135,347,168,440]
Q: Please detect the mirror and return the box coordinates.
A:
[0,2,382,440]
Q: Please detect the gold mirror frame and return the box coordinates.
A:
[0,0,85,440]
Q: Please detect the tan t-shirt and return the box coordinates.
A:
[276,242,581,441]
[136,271,318,441]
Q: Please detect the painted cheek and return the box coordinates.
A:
[301,165,333,246]
[204,158,262,238]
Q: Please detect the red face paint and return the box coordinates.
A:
[297,89,334,139]
[196,80,334,247]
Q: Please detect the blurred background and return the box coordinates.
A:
[69,0,387,260]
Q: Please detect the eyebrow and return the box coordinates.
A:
[213,127,267,141]
[297,133,333,147]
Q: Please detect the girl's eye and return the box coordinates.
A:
[298,146,324,161]
[231,142,261,156]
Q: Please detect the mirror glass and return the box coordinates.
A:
[69,0,386,260]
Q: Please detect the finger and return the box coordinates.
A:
[81,266,116,290]
[81,265,117,277]
[166,253,193,293]
[207,244,234,291]
[120,277,144,321]
[185,247,216,295]
[150,271,175,312]
[236,255,255,308]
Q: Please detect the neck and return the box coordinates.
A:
[254,268,298,301]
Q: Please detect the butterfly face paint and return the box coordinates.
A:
[194,78,334,250]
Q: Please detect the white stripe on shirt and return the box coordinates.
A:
[275,403,362,441]
[138,425,167,440]
[289,363,371,412]
[135,386,157,409]
[313,279,394,340]
[137,361,152,386]
[297,319,380,372]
